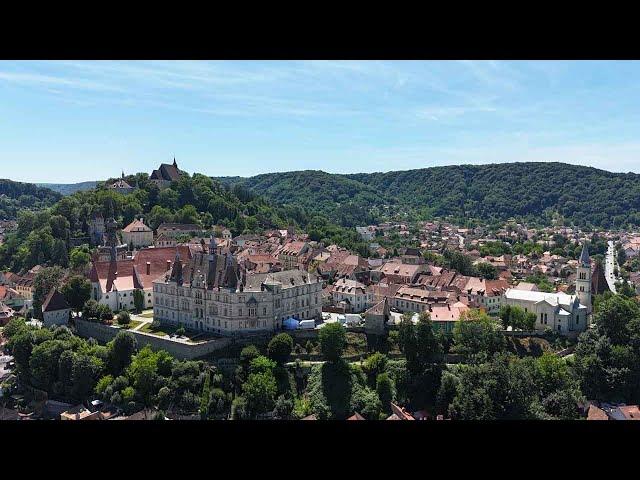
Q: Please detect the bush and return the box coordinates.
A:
[117,311,131,326]
[176,326,186,336]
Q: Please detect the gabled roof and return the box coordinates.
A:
[150,162,182,182]
[347,412,365,420]
[42,289,70,312]
[123,219,152,233]
[365,297,389,316]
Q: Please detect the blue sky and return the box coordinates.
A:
[1,60,640,183]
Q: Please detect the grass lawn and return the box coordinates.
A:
[113,320,142,330]
[139,322,170,337]
[139,311,154,319]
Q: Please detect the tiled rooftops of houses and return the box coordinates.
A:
[331,278,367,295]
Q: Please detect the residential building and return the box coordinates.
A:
[41,289,71,328]
[378,261,426,284]
[157,223,203,239]
[108,172,135,195]
[0,302,15,326]
[121,218,154,249]
[154,233,176,248]
[330,278,373,313]
[277,241,309,270]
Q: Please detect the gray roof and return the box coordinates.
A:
[579,243,591,266]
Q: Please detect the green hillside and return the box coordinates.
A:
[217,162,640,229]
[0,179,62,219]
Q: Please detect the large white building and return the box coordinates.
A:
[152,239,322,336]
[501,243,592,335]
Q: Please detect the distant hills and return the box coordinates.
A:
[8,162,640,229]
[216,162,640,229]
[36,181,98,196]
[0,179,63,219]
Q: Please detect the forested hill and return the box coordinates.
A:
[0,179,62,219]
[216,170,385,227]
[217,162,640,229]
[37,181,98,196]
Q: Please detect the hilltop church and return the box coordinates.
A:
[150,158,184,189]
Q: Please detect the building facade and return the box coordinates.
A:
[152,239,322,336]
[121,219,154,249]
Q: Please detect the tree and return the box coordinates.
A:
[97,304,114,322]
[32,266,65,319]
[61,275,92,312]
[415,313,442,366]
[593,295,640,345]
[117,311,131,326]
[452,309,506,361]
[127,346,160,406]
[69,246,91,271]
[82,299,99,320]
[242,371,277,418]
[267,333,294,364]
[318,322,346,362]
[133,289,145,313]
[376,372,395,411]
[199,370,211,419]
[362,352,388,388]
[477,262,498,280]
[108,331,138,376]
[71,353,104,401]
[436,371,459,415]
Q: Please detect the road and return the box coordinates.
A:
[605,241,619,294]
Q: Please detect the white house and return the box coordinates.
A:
[121,219,154,249]
[330,278,374,313]
[42,289,72,328]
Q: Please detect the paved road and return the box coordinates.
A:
[605,241,619,294]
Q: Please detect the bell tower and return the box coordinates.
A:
[576,242,592,313]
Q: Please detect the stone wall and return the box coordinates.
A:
[74,319,232,360]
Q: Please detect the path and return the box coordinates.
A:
[605,241,620,294]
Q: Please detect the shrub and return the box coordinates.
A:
[117,311,131,326]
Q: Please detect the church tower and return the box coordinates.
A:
[576,242,592,313]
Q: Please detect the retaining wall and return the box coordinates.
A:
[74,319,232,360]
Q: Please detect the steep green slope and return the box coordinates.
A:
[0,179,62,219]
[217,162,640,229]
[217,170,387,227]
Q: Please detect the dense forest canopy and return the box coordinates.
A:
[0,179,62,220]
[218,162,640,229]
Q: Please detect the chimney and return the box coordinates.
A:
[167,260,172,271]
[146,262,151,276]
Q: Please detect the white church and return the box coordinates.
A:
[501,243,592,336]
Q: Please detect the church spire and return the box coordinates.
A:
[579,242,590,266]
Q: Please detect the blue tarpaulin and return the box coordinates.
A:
[282,318,300,330]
